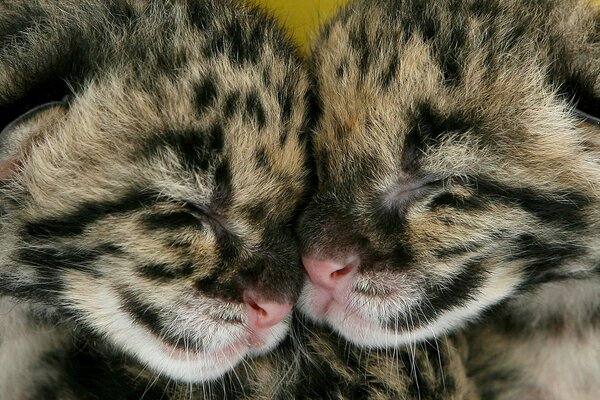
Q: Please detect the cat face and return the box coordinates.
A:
[298,0,600,347]
[0,0,310,382]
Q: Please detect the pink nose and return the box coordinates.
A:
[243,291,292,330]
[302,255,359,291]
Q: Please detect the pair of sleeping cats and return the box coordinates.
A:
[0,0,598,399]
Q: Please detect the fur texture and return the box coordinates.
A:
[299,0,600,398]
[46,314,477,400]
[0,0,311,394]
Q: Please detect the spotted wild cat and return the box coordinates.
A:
[298,0,600,398]
[0,0,311,397]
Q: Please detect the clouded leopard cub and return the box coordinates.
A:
[298,0,600,399]
[0,0,312,398]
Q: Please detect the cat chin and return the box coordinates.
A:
[78,292,291,383]
[298,283,487,348]
[115,319,290,383]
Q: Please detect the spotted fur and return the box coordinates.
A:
[0,0,311,395]
[299,0,600,398]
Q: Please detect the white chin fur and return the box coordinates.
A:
[298,279,514,348]
[116,317,290,383]
[76,288,291,383]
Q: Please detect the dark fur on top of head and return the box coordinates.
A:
[299,0,600,348]
[0,0,312,386]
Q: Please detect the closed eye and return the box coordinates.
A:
[184,201,229,238]
[382,176,443,210]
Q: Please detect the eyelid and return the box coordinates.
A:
[185,201,212,216]
[184,201,228,236]
[382,176,442,209]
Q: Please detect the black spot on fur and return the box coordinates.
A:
[245,90,267,129]
[277,85,294,124]
[247,202,267,222]
[380,54,399,88]
[223,91,241,120]
[254,147,270,169]
[212,160,233,207]
[349,20,371,79]
[194,75,218,112]
[208,122,225,152]
[206,18,263,64]
[336,60,347,79]
[186,0,212,31]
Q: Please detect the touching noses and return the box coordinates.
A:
[302,255,359,292]
[243,290,292,330]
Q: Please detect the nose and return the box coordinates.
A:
[243,291,292,330]
[302,255,359,291]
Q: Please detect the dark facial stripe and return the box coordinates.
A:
[511,233,586,286]
[471,178,589,230]
[119,291,189,351]
[0,266,63,302]
[23,191,157,240]
[388,259,486,329]
[138,262,195,281]
[18,246,101,277]
[425,259,486,315]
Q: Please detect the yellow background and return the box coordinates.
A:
[251,0,600,54]
[249,0,348,54]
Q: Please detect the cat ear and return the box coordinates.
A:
[0,101,68,181]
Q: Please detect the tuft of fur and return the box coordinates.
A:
[0,0,311,395]
[299,0,600,398]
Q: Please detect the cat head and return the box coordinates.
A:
[0,0,310,382]
[298,0,600,347]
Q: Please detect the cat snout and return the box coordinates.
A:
[302,255,360,292]
[243,290,292,331]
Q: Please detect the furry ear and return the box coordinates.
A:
[0,101,67,181]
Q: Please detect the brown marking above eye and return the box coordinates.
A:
[401,103,479,172]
